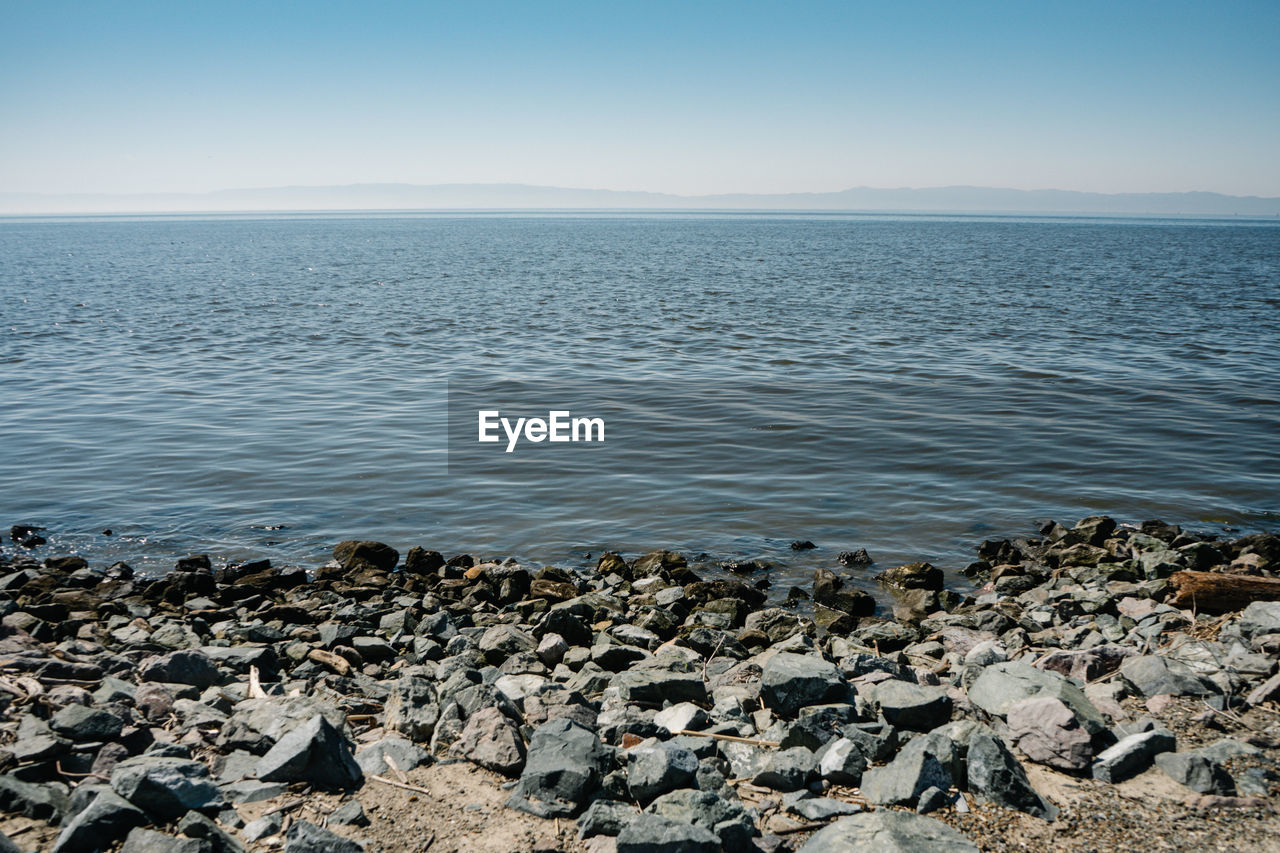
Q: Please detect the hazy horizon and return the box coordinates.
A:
[2,2,1277,199]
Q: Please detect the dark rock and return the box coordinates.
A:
[0,772,68,822]
[383,676,440,742]
[110,756,225,820]
[1092,729,1176,783]
[646,788,756,849]
[791,540,817,551]
[50,704,124,741]
[328,799,369,827]
[332,540,398,572]
[753,746,818,792]
[615,670,707,707]
[871,680,952,731]
[453,706,526,776]
[616,814,719,853]
[177,809,245,853]
[1155,751,1235,795]
[50,790,148,853]
[861,748,951,807]
[402,546,444,574]
[967,732,1057,819]
[1119,655,1218,698]
[507,718,609,817]
[255,714,363,789]
[812,570,876,617]
[817,737,869,785]
[628,742,699,803]
[632,550,687,578]
[284,819,363,853]
[577,799,635,838]
[479,624,537,665]
[875,562,943,591]
[793,796,862,820]
[797,810,979,852]
[137,649,220,688]
[760,652,848,716]
[121,828,210,853]
[838,549,873,566]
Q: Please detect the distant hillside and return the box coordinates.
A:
[2,183,1279,216]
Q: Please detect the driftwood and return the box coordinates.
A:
[1169,571,1280,613]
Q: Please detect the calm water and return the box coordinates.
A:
[2,212,1278,595]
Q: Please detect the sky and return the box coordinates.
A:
[1,1,1278,197]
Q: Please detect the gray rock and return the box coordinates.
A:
[578,799,637,838]
[507,718,610,817]
[453,706,526,776]
[479,624,537,665]
[653,702,709,734]
[354,736,432,776]
[50,704,124,741]
[860,749,951,807]
[255,714,363,789]
[243,812,283,842]
[915,786,951,814]
[1092,729,1176,783]
[1154,751,1235,795]
[792,796,862,820]
[614,670,707,706]
[797,811,979,852]
[870,680,952,731]
[1006,696,1093,771]
[628,742,699,802]
[968,661,1106,733]
[646,788,756,849]
[121,828,210,853]
[817,737,868,785]
[966,732,1057,820]
[110,756,225,820]
[616,814,720,853]
[176,809,245,853]
[1238,601,1280,640]
[0,773,69,822]
[284,819,363,853]
[382,676,440,742]
[218,695,348,753]
[1119,655,1218,698]
[753,747,818,792]
[760,653,848,716]
[138,649,221,688]
[328,799,369,826]
[50,790,148,853]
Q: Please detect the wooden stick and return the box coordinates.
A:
[1169,571,1280,613]
[673,730,780,748]
[370,774,433,796]
[248,665,267,699]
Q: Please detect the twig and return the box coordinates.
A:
[248,665,267,699]
[56,761,109,781]
[383,753,409,784]
[370,774,433,796]
[773,822,831,835]
[261,799,305,817]
[673,730,779,748]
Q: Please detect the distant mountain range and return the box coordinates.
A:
[2,183,1279,216]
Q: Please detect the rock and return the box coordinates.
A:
[175,810,244,853]
[812,570,876,616]
[653,702,709,734]
[1155,751,1235,795]
[243,812,283,842]
[793,796,862,820]
[615,814,719,853]
[838,549,873,566]
[916,786,950,814]
[1006,696,1093,771]
[1092,729,1176,783]
[797,811,979,852]
[537,633,570,666]
[645,788,755,848]
[120,828,209,853]
[0,773,69,821]
[329,799,369,827]
[614,670,707,707]
[817,737,869,785]
[1238,601,1280,640]
[752,747,817,791]
[332,540,398,572]
[479,624,537,665]
[284,819,364,853]
[966,732,1057,820]
[508,718,610,817]
[760,653,848,716]
[875,562,943,591]
[255,714,363,789]
[354,736,432,776]
[870,680,952,731]
[50,704,124,741]
[453,706,526,776]
[1119,655,1219,698]
[1035,644,1136,682]
[860,749,951,807]
[578,799,636,838]
[110,756,225,820]
[967,661,1106,734]
[138,649,221,688]
[50,790,148,853]
[628,742,699,803]
[383,676,440,742]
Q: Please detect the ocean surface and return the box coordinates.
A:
[2,212,1278,596]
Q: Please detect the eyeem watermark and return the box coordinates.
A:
[478,410,605,452]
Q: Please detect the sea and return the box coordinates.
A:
[2,211,1278,594]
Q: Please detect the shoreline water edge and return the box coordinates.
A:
[2,515,1280,852]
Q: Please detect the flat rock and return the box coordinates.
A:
[870,680,952,731]
[1155,751,1235,795]
[1119,655,1218,698]
[968,661,1106,733]
[120,828,209,853]
[860,749,951,807]
[797,811,979,852]
[1092,728,1176,783]
[616,814,720,853]
[138,649,221,688]
[354,736,432,777]
[628,741,699,803]
[110,756,225,820]
[1238,601,1280,640]
[752,747,818,792]
[50,704,124,741]
[760,653,848,716]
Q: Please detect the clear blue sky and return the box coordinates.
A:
[2,1,1277,196]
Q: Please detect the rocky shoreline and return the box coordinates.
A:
[2,517,1280,852]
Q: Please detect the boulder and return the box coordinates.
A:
[137,649,220,688]
[1006,696,1093,771]
[627,742,699,803]
[760,652,848,716]
[752,747,818,792]
[50,790,148,853]
[616,814,719,853]
[1119,655,1218,698]
[968,661,1106,733]
[1092,729,1176,783]
[1155,751,1235,795]
[120,828,208,853]
[798,811,979,852]
[871,680,952,731]
[875,562,943,591]
[966,732,1057,820]
[860,749,951,807]
[110,756,225,820]
[453,707,526,776]
[507,718,609,817]
[255,714,362,789]
[332,540,398,572]
[284,819,363,853]
[50,705,124,741]
[354,736,432,777]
